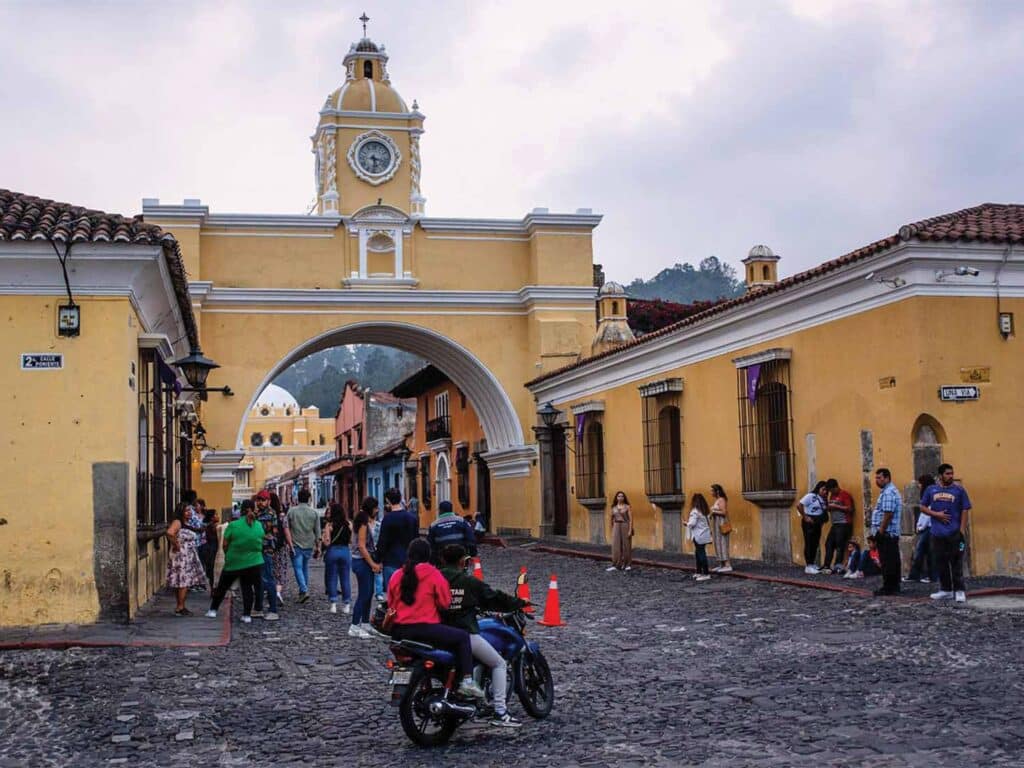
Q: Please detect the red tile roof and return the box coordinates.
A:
[0,188,198,347]
[528,203,1024,387]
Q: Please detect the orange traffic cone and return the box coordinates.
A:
[472,556,484,581]
[516,566,534,613]
[537,573,565,627]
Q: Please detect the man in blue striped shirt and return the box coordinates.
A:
[870,467,903,596]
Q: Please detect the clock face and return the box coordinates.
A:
[357,140,393,175]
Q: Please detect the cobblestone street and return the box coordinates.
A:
[2,545,1023,767]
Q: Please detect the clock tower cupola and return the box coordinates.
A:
[312,16,425,218]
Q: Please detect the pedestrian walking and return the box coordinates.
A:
[350,496,383,638]
[921,463,972,603]
[822,479,855,573]
[606,490,633,572]
[906,474,938,584]
[206,499,265,623]
[322,502,352,614]
[797,481,829,574]
[709,484,733,573]
[287,488,321,603]
[270,491,292,604]
[253,490,280,621]
[869,468,903,596]
[165,501,209,616]
[686,493,713,581]
[376,488,420,589]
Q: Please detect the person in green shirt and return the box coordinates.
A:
[206,499,266,624]
[439,544,527,728]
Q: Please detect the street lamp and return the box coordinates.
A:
[538,401,562,428]
[172,346,234,398]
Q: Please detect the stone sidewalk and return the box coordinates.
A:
[0,591,231,650]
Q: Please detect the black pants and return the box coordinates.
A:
[209,565,262,615]
[392,622,474,678]
[801,517,825,566]
[932,533,966,592]
[823,523,852,569]
[694,543,709,575]
[875,533,902,593]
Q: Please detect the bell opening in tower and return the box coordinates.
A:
[363,60,373,78]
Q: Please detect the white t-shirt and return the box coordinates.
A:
[799,493,826,518]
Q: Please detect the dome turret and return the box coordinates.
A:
[742,244,781,291]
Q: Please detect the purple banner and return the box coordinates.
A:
[746,363,762,404]
[576,413,586,443]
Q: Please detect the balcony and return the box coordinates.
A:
[425,416,451,443]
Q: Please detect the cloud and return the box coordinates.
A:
[1,1,1023,286]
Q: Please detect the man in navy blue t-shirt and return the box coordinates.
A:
[921,463,972,602]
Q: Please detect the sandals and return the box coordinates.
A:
[174,607,193,617]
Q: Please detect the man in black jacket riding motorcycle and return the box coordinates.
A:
[439,544,527,728]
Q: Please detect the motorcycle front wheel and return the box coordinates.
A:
[515,650,554,718]
[399,667,458,747]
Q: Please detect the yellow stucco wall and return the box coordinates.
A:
[553,295,1024,576]
[0,296,139,625]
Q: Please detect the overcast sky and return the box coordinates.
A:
[2,1,1023,284]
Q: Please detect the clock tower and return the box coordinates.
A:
[312,26,425,218]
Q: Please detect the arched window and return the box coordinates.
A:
[612,300,619,315]
[576,418,605,500]
[762,265,770,281]
[436,453,451,503]
[363,60,373,78]
[657,405,682,494]
[640,380,684,498]
[736,356,794,493]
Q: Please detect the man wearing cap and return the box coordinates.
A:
[426,500,477,563]
[286,488,321,602]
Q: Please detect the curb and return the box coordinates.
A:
[530,545,1024,600]
[0,596,233,651]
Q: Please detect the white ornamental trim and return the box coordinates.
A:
[638,378,684,398]
[347,130,401,186]
[571,400,605,415]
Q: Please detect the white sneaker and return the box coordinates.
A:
[718,566,733,573]
[205,609,217,618]
[954,591,967,603]
[919,577,931,583]
[711,566,724,573]
[241,615,252,624]
[264,612,279,621]
[348,624,370,638]
[850,571,864,580]
[329,603,338,614]
[930,590,954,600]
[695,574,711,582]
[605,566,618,572]
[804,565,820,575]
[623,566,632,571]
[342,603,351,615]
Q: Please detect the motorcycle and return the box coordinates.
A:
[385,609,554,746]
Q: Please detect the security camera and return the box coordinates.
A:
[954,266,980,277]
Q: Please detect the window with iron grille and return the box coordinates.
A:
[137,349,185,535]
[734,352,794,494]
[420,455,432,509]
[640,379,683,497]
[574,411,605,500]
[456,446,470,508]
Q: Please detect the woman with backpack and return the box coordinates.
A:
[322,502,352,615]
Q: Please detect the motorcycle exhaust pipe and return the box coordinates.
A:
[429,700,476,717]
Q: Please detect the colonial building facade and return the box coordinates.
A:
[529,207,1024,576]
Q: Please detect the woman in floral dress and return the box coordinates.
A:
[166,502,208,616]
[270,492,292,603]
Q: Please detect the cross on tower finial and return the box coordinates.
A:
[359,12,369,37]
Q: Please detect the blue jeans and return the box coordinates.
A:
[352,558,374,625]
[258,554,278,612]
[292,546,312,594]
[382,565,400,599]
[324,545,352,605]
[908,527,938,581]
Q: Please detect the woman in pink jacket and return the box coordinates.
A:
[388,537,485,699]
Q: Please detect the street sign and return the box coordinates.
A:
[20,353,63,370]
[939,385,979,402]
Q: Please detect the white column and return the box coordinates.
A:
[358,229,368,278]
[394,228,403,277]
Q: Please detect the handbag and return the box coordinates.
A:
[719,520,733,536]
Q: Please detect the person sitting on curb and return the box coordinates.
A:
[842,536,881,579]
[439,544,528,728]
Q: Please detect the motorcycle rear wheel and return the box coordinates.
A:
[399,667,458,747]
[515,650,554,719]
